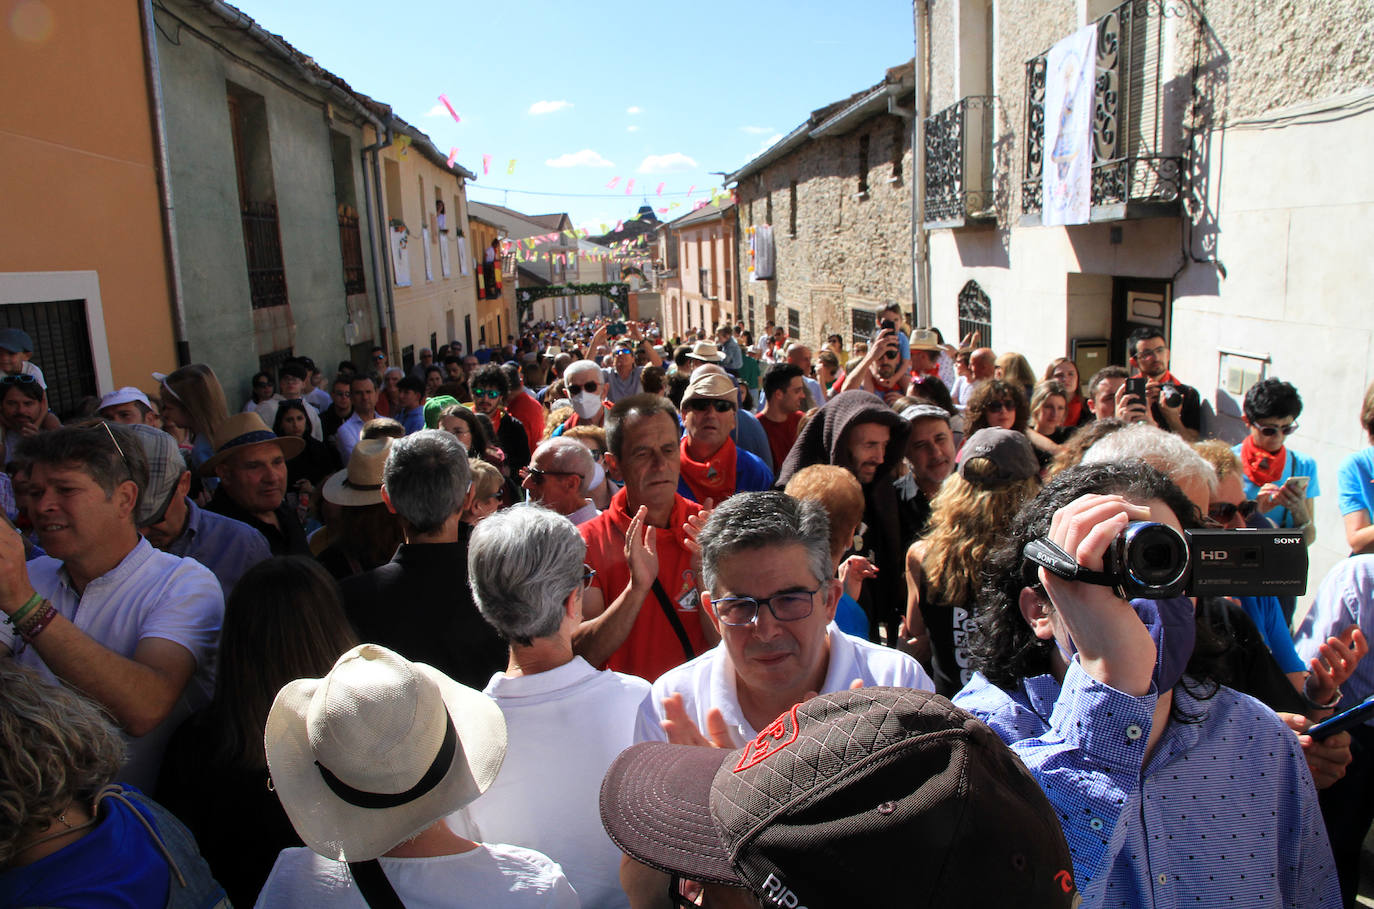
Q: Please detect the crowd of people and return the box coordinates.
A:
[1,311,1373,908]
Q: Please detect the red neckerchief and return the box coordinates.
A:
[1240,435,1287,486]
[1134,368,1184,386]
[562,400,610,430]
[488,407,504,430]
[679,436,736,503]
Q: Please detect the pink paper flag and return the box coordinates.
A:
[482,154,491,174]
[625,179,634,195]
[438,94,461,124]
[656,182,665,196]
[615,220,623,231]
[606,177,621,189]
[687,185,696,199]
[658,207,668,213]
[446,147,459,168]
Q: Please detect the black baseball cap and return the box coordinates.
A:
[600,687,1079,908]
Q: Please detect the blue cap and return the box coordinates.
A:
[0,329,34,353]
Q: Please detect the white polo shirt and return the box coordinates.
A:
[2,538,223,789]
[651,623,934,747]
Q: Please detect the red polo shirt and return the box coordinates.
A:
[580,487,707,681]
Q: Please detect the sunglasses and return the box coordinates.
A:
[1,374,38,386]
[684,399,735,413]
[1208,499,1258,523]
[521,465,577,483]
[372,355,386,362]
[984,400,1014,413]
[613,348,634,356]
[99,421,136,486]
[1254,422,1299,437]
[882,350,900,360]
[569,381,600,395]
[581,563,598,591]
[472,388,503,399]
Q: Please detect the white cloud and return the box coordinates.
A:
[740,125,775,134]
[627,125,640,133]
[528,100,572,115]
[756,133,783,153]
[626,106,642,114]
[545,149,614,168]
[424,104,448,118]
[637,152,698,174]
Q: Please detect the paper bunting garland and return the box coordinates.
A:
[482,154,491,175]
[437,94,461,124]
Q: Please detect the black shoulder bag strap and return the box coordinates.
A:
[651,577,696,662]
[349,859,406,909]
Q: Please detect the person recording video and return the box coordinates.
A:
[953,459,1342,908]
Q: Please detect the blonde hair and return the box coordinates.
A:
[162,363,230,438]
[0,663,125,862]
[1194,439,1241,481]
[995,352,1037,390]
[921,472,1040,605]
[784,465,864,565]
[469,458,503,501]
[1029,380,1068,432]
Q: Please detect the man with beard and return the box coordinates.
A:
[469,364,531,478]
[775,391,917,643]
[1128,326,1200,440]
[839,327,906,404]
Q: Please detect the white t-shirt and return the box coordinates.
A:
[652,623,934,747]
[254,396,323,442]
[2,538,223,789]
[450,658,663,909]
[255,842,580,908]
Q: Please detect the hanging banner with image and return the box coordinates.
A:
[1042,23,1096,226]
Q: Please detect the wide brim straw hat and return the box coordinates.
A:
[198,411,304,476]
[264,644,507,862]
[322,437,392,506]
[687,341,726,362]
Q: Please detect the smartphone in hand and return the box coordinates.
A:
[1283,475,1310,497]
[1309,695,1374,741]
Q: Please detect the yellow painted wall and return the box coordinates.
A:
[0,0,177,389]
[370,125,478,361]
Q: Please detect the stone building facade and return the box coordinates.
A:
[658,201,738,339]
[727,62,916,347]
[918,0,1374,602]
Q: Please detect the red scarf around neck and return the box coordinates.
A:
[679,436,737,503]
[1240,435,1287,486]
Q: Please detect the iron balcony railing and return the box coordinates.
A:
[241,200,289,310]
[1022,0,1188,219]
[338,211,366,295]
[923,95,997,227]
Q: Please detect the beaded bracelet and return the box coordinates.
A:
[5,591,44,628]
[17,601,57,642]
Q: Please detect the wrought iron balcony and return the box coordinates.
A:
[923,95,997,228]
[1021,0,1189,221]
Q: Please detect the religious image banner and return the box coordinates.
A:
[1042,23,1096,226]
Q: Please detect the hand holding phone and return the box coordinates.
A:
[1283,475,1310,497]
[1309,694,1374,741]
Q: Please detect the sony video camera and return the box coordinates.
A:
[1024,521,1308,600]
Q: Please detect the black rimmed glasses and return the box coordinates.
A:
[569,380,600,395]
[1208,499,1258,524]
[713,583,823,627]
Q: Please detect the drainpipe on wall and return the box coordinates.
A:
[139,0,190,367]
[361,127,396,359]
[912,0,932,328]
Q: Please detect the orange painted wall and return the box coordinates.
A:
[0,0,177,390]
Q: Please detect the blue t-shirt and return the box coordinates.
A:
[1239,595,1306,673]
[835,592,869,639]
[1338,447,1374,518]
[1231,443,1320,529]
[0,787,170,909]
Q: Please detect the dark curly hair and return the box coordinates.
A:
[967,459,1201,691]
[965,379,1029,434]
[1242,378,1302,423]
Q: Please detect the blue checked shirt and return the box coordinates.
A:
[955,662,1339,908]
[166,499,272,595]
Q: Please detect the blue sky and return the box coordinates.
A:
[229,0,915,232]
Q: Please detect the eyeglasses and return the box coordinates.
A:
[581,563,597,591]
[1208,499,1258,523]
[472,387,503,400]
[372,354,386,362]
[0,374,38,386]
[684,399,735,413]
[882,350,900,360]
[569,381,600,395]
[1254,422,1299,437]
[713,583,823,627]
[1135,344,1168,360]
[613,348,634,356]
[983,400,1014,413]
[521,465,577,484]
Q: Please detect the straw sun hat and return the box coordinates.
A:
[321,437,392,507]
[264,644,508,862]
